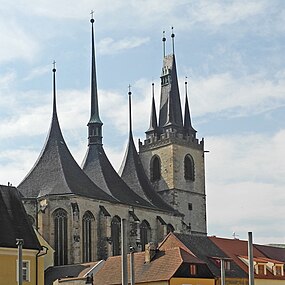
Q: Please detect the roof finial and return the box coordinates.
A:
[52,60,57,115]
[185,76,188,96]
[152,82,155,98]
[162,31,166,58]
[171,26,175,55]
[128,84,132,135]
[90,10,94,22]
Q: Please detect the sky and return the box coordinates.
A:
[0,0,284,245]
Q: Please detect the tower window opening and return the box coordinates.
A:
[184,154,195,181]
[150,155,161,182]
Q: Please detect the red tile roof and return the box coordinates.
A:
[94,247,204,285]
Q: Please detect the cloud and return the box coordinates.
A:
[206,130,285,243]
[23,64,50,81]
[97,37,150,55]
[0,19,39,63]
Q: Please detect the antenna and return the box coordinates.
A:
[171,26,175,55]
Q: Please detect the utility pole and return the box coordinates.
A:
[248,232,255,285]
[121,219,128,285]
[130,247,135,285]
[16,239,24,285]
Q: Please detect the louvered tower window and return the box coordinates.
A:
[82,211,95,262]
[140,220,151,251]
[53,208,68,265]
[184,154,195,181]
[111,216,121,256]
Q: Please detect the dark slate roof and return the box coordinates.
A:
[119,134,178,213]
[0,184,41,250]
[158,54,183,129]
[174,233,248,278]
[82,144,156,209]
[18,76,116,203]
[45,263,92,285]
[255,244,285,263]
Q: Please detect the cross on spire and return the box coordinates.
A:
[90,10,94,20]
[52,60,56,72]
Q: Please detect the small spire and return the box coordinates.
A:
[128,84,132,135]
[171,27,175,55]
[146,83,158,134]
[89,12,102,125]
[184,76,196,134]
[162,31,166,58]
[52,61,57,115]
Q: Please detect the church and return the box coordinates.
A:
[18,18,207,265]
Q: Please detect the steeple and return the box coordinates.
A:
[88,14,103,145]
[146,83,158,136]
[158,28,183,133]
[183,80,196,137]
[18,65,115,202]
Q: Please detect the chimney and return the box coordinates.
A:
[145,242,156,263]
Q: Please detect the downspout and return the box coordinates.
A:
[36,246,48,285]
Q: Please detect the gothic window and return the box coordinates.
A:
[167,223,174,234]
[184,154,195,181]
[82,211,95,262]
[53,208,68,265]
[140,220,151,251]
[150,155,161,182]
[111,216,121,256]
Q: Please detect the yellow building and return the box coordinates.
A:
[0,185,47,285]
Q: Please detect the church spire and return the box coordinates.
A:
[146,83,158,135]
[88,13,103,145]
[158,28,183,132]
[52,61,57,117]
[184,79,196,137]
[128,85,132,136]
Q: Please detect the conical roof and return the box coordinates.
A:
[18,69,116,202]
[119,133,177,212]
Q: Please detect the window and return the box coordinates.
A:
[151,155,161,181]
[184,154,195,181]
[167,223,174,234]
[188,203,193,211]
[274,265,283,276]
[16,260,30,282]
[257,264,266,275]
[190,264,197,275]
[140,220,151,251]
[224,260,231,271]
[82,211,95,262]
[111,216,121,256]
[53,208,68,265]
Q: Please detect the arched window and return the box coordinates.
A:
[82,211,95,262]
[184,154,195,181]
[111,216,121,256]
[53,208,68,265]
[150,155,161,181]
[167,223,174,234]
[140,220,151,251]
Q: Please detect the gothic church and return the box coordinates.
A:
[18,18,207,265]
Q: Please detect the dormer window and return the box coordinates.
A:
[274,264,284,276]
[256,263,267,275]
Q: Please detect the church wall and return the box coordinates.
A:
[22,194,183,264]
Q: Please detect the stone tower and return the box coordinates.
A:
[139,32,207,235]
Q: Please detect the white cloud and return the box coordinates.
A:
[23,64,50,81]
[206,130,285,243]
[98,37,150,55]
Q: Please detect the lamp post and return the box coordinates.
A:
[16,239,24,285]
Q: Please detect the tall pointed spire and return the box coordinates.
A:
[88,13,103,145]
[146,83,158,135]
[184,79,196,137]
[162,31,166,58]
[52,61,57,117]
[128,85,132,136]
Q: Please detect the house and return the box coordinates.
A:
[210,236,285,284]
[0,184,46,285]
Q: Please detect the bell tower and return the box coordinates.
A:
[139,30,207,235]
